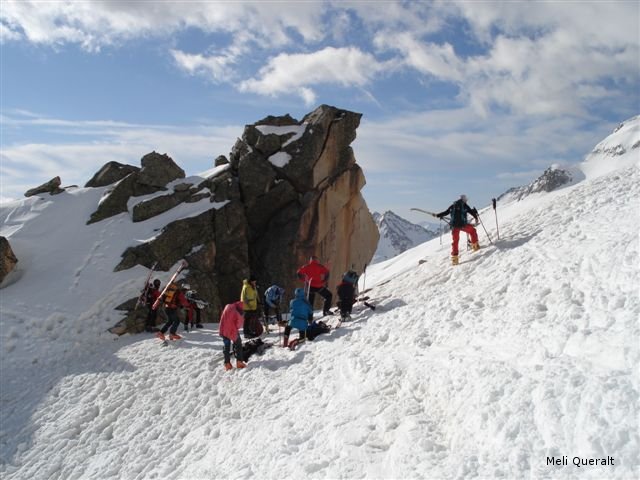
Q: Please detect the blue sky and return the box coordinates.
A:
[1,1,638,222]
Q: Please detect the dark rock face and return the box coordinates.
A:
[87,152,186,224]
[95,105,378,334]
[85,162,140,188]
[0,236,18,284]
[24,176,64,197]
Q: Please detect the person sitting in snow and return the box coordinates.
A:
[436,194,480,266]
[283,288,313,348]
[263,284,285,327]
[219,301,246,371]
[297,255,333,317]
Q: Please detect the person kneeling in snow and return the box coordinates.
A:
[283,288,313,348]
[219,301,247,371]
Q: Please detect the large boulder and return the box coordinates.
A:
[109,105,377,333]
[0,236,18,284]
[24,177,64,197]
[85,162,140,188]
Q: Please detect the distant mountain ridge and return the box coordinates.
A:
[372,210,438,263]
[498,165,583,203]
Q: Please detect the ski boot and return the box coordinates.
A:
[451,255,459,266]
[471,242,480,251]
[155,332,166,340]
[236,361,247,369]
[169,333,182,341]
[224,362,233,371]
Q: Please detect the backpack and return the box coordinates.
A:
[306,321,331,341]
[342,270,359,285]
[163,283,179,307]
[450,200,466,227]
[235,338,272,361]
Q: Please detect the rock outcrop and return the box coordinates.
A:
[0,236,18,284]
[94,105,378,333]
[24,176,64,197]
[85,162,140,188]
[87,152,185,224]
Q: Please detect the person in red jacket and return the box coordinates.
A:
[155,282,190,341]
[219,301,247,371]
[297,256,333,316]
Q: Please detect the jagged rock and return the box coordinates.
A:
[499,166,574,202]
[110,104,377,333]
[85,162,139,188]
[138,152,185,187]
[214,155,229,167]
[0,236,18,284]
[24,176,64,197]
[87,152,186,224]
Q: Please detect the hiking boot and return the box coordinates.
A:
[224,363,233,371]
[169,333,182,340]
[471,242,480,251]
[183,324,189,332]
[451,255,459,266]
[236,361,247,369]
[195,324,203,328]
[155,332,166,340]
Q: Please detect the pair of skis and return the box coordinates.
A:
[134,261,158,311]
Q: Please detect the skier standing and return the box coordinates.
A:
[297,256,333,316]
[263,285,285,326]
[156,282,190,341]
[437,194,480,265]
[241,276,263,338]
[145,279,162,332]
[336,272,358,321]
[283,288,313,348]
[219,301,246,371]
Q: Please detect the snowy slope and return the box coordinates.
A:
[372,210,438,263]
[1,119,639,480]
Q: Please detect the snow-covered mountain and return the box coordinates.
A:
[0,116,638,479]
[372,210,438,263]
[498,164,584,203]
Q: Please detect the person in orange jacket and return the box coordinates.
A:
[297,256,333,317]
[156,282,190,341]
[219,301,247,371]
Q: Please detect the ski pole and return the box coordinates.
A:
[492,198,500,240]
[361,263,367,294]
[476,212,493,245]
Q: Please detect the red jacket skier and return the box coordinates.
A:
[297,256,333,316]
[219,301,246,371]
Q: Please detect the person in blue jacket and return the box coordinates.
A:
[283,288,312,348]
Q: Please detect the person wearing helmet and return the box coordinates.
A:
[296,256,333,316]
[144,279,163,332]
[263,285,285,326]
[436,194,480,265]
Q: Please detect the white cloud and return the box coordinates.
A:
[0,111,241,199]
[239,46,387,105]
[170,49,236,84]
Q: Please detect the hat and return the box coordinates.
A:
[249,275,257,282]
[153,279,161,287]
[460,194,468,202]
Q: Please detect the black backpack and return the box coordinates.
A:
[450,200,466,227]
[307,321,331,341]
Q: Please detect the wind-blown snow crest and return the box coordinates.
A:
[0,124,639,479]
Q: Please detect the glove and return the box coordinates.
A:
[436,213,444,219]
